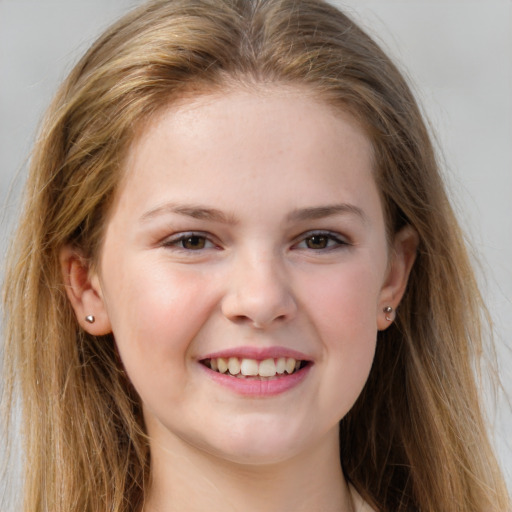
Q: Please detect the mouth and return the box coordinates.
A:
[201,356,310,379]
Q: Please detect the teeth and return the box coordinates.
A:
[228,357,241,375]
[259,358,277,377]
[240,358,259,376]
[206,356,304,377]
[217,357,228,374]
[285,357,296,374]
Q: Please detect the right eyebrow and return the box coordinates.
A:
[139,202,238,225]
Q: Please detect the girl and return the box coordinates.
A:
[2,0,510,510]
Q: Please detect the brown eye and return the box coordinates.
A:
[294,231,349,251]
[305,235,329,249]
[162,232,217,251]
[181,235,207,250]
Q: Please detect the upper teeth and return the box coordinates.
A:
[208,357,301,377]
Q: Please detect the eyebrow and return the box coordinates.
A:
[286,204,368,224]
[139,202,367,225]
[139,203,238,224]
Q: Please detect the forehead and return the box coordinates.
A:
[112,86,379,221]
[128,86,372,169]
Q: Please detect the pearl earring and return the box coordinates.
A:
[85,315,95,324]
[383,306,393,321]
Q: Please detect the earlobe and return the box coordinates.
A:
[377,225,419,331]
[60,245,112,335]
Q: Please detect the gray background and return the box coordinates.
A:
[1,0,510,494]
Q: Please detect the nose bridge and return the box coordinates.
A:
[221,246,297,328]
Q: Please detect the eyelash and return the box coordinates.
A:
[292,231,350,251]
[161,230,350,252]
[161,232,218,251]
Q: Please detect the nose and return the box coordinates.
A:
[221,251,297,329]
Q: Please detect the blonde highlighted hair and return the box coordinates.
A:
[2,0,509,510]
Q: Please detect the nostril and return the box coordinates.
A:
[252,314,288,329]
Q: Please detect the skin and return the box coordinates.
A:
[62,86,417,512]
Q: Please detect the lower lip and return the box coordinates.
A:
[200,364,312,397]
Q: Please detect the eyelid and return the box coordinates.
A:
[161,231,220,250]
[159,229,350,251]
[291,230,351,250]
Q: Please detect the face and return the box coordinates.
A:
[72,87,414,465]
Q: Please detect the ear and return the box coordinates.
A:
[60,245,112,335]
[377,225,419,330]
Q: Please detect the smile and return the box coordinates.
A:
[202,357,308,379]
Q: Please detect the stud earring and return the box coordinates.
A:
[383,306,393,321]
[85,315,95,324]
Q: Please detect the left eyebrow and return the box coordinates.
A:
[286,204,368,224]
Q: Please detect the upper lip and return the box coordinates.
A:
[198,346,313,362]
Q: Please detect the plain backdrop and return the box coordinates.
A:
[1,0,511,496]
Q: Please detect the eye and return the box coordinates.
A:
[180,235,208,250]
[162,232,217,251]
[304,234,332,250]
[294,231,349,250]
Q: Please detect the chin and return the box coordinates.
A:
[209,441,303,467]
[196,417,320,466]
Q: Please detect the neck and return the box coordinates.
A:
[143,428,353,512]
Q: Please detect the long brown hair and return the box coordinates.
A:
[2,0,509,510]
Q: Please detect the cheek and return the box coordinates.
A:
[100,257,217,384]
[301,258,383,338]
[299,260,382,412]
